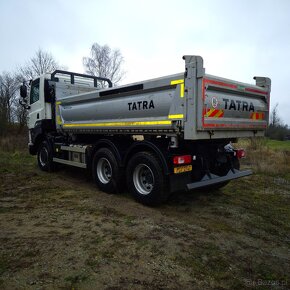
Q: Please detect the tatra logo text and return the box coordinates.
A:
[223,98,255,112]
[128,100,155,111]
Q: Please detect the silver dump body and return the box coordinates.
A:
[54,55,271,140]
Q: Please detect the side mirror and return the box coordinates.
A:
[19,83,30,109]
[20,83,27,99]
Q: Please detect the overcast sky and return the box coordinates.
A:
[0,0,289,124]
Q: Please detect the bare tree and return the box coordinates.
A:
[270,103,282,127]
[0,72,19,122]
[266,103,290,140]
[83,43,125,87]
[19,48,62,80]
[0,72,20,135]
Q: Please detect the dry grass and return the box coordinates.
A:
[0,134,289,289]
[238,138,290,176]
[0,134,28,152]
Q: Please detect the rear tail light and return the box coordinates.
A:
[236,149,246,159]
[173,155,192,165]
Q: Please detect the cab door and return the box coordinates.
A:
[28,77,45,129]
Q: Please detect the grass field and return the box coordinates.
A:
[239,138,290,152]
[267,139,290,151]
[0,136,289,289]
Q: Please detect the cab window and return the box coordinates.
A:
[30,79,40,104]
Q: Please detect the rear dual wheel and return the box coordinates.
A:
[93,149,168,205]
[126,152,168,206]
[92,148,123,194]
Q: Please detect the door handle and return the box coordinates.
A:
[37,113,39,119]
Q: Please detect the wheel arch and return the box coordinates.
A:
[88,139,123,171]
[124,141,170,175]
[29,132,46,155]
[29,120,55,155]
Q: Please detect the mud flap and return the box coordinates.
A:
[186,169,252,190]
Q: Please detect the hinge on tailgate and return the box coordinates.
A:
[254,76,271,91]
[182,55,205,78]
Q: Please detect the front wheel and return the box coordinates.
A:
[37,141,55,172]
[126,152,168,206]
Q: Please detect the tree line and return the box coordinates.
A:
[0,43,124,136]
[0,49,61,135]
[266,103,290,141]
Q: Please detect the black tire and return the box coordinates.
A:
[126,152,168,206]
[92,148,123,194]
[37,140,55,172]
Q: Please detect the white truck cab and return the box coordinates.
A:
[28,75,52,130]
[24,72,102,147]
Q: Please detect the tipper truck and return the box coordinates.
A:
[20,55,271,205]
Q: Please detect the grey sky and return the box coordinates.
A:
[0,0,289,124]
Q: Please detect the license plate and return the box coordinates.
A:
[174,165,192,174]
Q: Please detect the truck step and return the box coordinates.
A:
[53,157,87,169]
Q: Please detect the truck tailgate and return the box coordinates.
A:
[199,76,270,130]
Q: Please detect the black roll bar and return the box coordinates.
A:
[50,70,113,88]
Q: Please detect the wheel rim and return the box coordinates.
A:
[97,158,112,184]
[133,164,154,195]
[39,147,48,167]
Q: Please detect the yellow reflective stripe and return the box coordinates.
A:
[170,79,184,98]
[63,120,172,128]
[180,83,184,97]
[171,79,184,85]
[56,116,62,125]
[56,102,62,124]
[168,114,184,119]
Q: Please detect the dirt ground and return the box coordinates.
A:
[0,150,289,290]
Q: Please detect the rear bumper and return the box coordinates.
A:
[186,169,252,190]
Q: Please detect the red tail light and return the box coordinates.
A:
[173,155,192,165]
[236,149,246,159]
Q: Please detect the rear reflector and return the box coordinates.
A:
[236,149,246,159]
[173,155,192,165]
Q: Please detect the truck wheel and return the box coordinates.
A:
[37,141,55,172]
[92,148,123,194]
[126,152,168,206]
